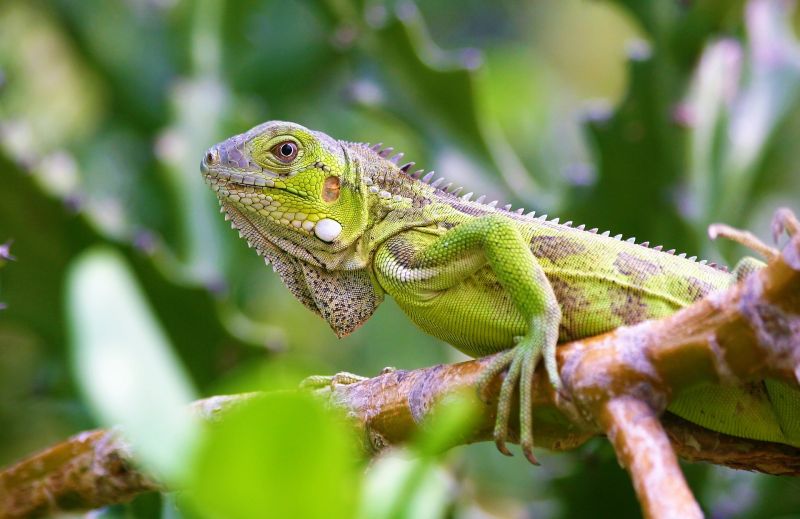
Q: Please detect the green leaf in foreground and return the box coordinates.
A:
[358,390,479,519]
[186,391,360,519]
[66,246,198,482]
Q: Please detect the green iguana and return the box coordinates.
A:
[200,120,800,463]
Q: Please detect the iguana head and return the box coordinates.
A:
[201,121,391,337]
[201,121,370,251]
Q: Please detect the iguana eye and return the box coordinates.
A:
[272,141,298,163]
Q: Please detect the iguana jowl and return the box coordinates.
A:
[201,120,800,463]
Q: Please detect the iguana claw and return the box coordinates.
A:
[771,207,800,243]
[492,351,523,457]
[477,335,550,465]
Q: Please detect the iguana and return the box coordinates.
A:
[200,120,800,463]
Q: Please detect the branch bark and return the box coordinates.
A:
[602,397,703,519]
[2,224,800,518]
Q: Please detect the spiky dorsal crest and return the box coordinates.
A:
[357,141,729,272]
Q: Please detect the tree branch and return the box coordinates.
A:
[2,223,799,518]
[601,397,703,519]
[0,430,157,518]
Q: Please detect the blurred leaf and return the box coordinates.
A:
[0,1,106,152]
[49,0,176,129]
[67,246,198,482]
[358,453,452,519]
[155,0,231,285]
[357,391,477,519]
[186,391,359,519]
[381,4,542,201]
[157,76,231,283]
[0,241,12,269]
[688,0,800,228]
[576,46,693,250]
[685,39,742,227]
[413,389,480,457]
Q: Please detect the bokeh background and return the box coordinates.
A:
[2,0,800,517]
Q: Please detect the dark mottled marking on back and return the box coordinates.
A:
[743,381,768,398]
[614,251,662,283]
[485,279,505,293]
[549,277,592,340]
[734,382,769,415]
[530,236,587,263]
[610,288,649,325]
[385,236,417,267]
[686,276,714,302]
[451,200,491,218]
[549,278,592,313]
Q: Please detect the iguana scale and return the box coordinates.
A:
[201,121,800,463]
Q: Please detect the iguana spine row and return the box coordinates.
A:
[356,141,727,271]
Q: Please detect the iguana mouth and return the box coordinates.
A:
[201,165,277,188]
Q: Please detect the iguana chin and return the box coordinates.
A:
[201,120,800,463]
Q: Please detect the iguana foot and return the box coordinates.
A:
[708,208,800,260]
[708,223,779,261]
[300,371,368,390]
[709,208,800,281]
[477,335,559,465]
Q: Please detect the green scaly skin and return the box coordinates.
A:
[201,121,800,462]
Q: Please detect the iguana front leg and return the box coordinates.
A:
[380,214,562,464]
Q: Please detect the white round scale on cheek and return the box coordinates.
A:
[314,218,342,242]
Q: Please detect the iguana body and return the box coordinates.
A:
[201,121,800,460]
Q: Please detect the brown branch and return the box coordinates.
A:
[0,396,252,519]
[602,397,703,519]
[2,223,800,518]
[0,430,157,518]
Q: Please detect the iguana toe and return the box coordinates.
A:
[492,351,523,457]
[482,338,547,464]
[772,207,800,242]
[300,371,368,390]
[476,349,516,402]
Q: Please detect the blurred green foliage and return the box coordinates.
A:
[186,391,360,519]
[2,0,800,517]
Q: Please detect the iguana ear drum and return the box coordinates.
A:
[322,176,340,202]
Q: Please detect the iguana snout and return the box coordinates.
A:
[201,126,280,184]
